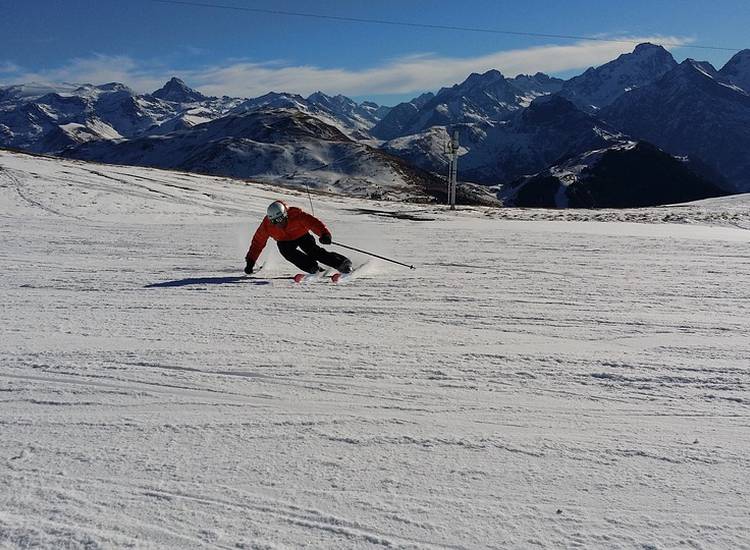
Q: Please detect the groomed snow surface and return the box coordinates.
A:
[1,150,749,549]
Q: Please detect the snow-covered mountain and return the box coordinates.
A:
[230,91,390,140]
[504,141,729,208]
[3,43,750,207]
[150,76,209,103]
[61,108,454,202]
[601,58,750,192]
[463,95,627,184]
[384,95,624,186]
[0,79,388,152]
[307,91,391,137]
[0,80,229,151]
[405,69,524,128]
[718,49,750,93]
[371,70,563,140]
[377,44,750,198]
[558,43,677,111]
[0,82,83,103]
[230,91,309,113]
[367,92,435,140]
[507,72,565,103]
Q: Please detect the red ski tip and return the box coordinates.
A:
[331,273,341,283]
[293,273,306,283]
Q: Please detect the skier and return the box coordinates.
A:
[244,200,352,275]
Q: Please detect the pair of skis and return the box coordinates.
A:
[246,264,354,284]
[293,269,353,284]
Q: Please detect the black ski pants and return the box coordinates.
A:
[277,233,348,274]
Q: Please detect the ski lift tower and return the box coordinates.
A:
[447,129,459,210]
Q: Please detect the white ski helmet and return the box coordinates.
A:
[266,200,288,224]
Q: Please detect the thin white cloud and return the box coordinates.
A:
[184,36,694,97]
[0,61,21,74]
[1,54,168,91]
[1,36,692,99]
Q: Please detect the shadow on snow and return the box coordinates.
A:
[145,276,274,288]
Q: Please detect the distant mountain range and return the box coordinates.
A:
[558,42,678,111]
[2,43,749,207]
[383,94,625,186]
[600,57,750,193]
[64,108,475,203]
[377,43,750,204]
[370,71,563,140]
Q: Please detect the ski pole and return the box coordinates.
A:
[331,241,415,270]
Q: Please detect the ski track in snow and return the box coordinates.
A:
[1,150,749,549]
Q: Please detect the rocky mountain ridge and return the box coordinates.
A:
[2,42,749,206]
[60,108,496,204]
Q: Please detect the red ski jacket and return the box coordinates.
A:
[246,205,330,262]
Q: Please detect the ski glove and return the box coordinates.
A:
[244,259,254,274]
[319,233,332,245]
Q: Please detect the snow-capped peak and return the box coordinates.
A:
[632,42,668,56]
[560,42,677,111]
[151,77,207,103]
[307,91,357,111]
[462,69,506,88]
[684,59,719,78]
[0,82,83,102]
[718,49,750,92]
[435,69,507,99]
[509,72,564,93]
[96,82,134,93]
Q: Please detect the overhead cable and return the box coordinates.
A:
[149,0,741,52]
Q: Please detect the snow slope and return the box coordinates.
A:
[1,150,749,549]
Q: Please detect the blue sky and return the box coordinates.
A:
[1,0,748,105]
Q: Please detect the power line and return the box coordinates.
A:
[150,0,741,52]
